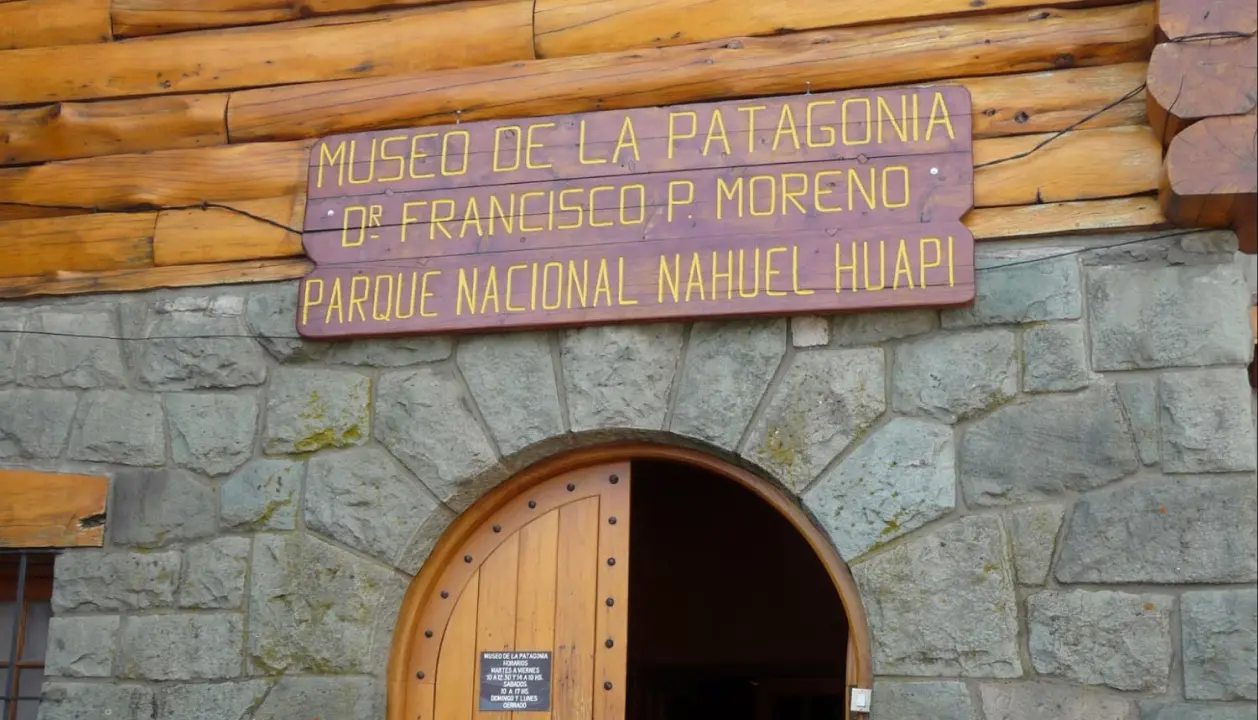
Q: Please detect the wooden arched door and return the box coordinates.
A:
[402,461,630,720]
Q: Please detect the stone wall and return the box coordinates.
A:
[1,230,1255,720]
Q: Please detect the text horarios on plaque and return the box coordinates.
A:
[478,651,552,712]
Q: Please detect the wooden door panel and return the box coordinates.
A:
[407,462,629,720]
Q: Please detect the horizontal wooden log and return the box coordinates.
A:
[1157,0,1256,40]
[154,195,304,265]
[0,212,156,278]
[229,3,1157,142]
[0,258,313,299]
[966,196,1167,239]
[1,94,228,166]
[974,125,1161,207]
[0,0,534,104]
[0,141,310,210]
[0,0,111,50]
[1147,36,1257,144]
[0,204,91,221]
[113,0,485,37]
[0,470,109,549]
[1162,114,1257,251]
[533,0,1132,58]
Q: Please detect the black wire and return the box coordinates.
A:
[0,228,1209,343]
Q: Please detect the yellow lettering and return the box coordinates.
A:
[737,248,761,298]
[773,104,801,151]
[558,189,584,230]
[791,246,813,295]
[668,111,697,159]
[848,168,876,211]
[325,278,344,324]
[711,250,734,299]
[441,130,469,176]
[519,191,545,233]
[658,255,680,304]
[920,237,942,288]
[541,262,563,310]
[765,247,787,296]
[716,177,742,220]
[456,268,477,316]
[301,279,324,324]
[617,257,637,305]
[749,175,775,217]
[481,267,500,314]
[395,272,418,320]
[703,110,732,157]
[342,205,367,247]
[377,136,407,183]
[620,184,645,225]
[893,240,915,289]
[863,241,887,291]
[429,199,455,240]
[567,259,589,308]
[594,259,612,306]
[372,274,394,321]
[738,105,767,154]
[806,100,836,147]
[460,197,484,238]
[316,141,345,189]
[685,252,706,302]
[781,172,808,215]
[883,165,910,209]
[947,235,955,287]
[927,92,956,141]
[814,171,843,213]
[578,120,607,165]
[841,98,872,145]
[505,264,528,312]
[667,180,694,223]
[400,201,425,243]
[589,186,614,228]
[488,194,515,235]
[835,242,858,292]
[493,126,522,173]
[613,117,640,164]
[878,95,908,143]
[408,133,437,180]
[347,139,375,185]
[419,270,440,317]
[525,123,555,169]
[349,276,370,322]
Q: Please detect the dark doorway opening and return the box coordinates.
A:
[626,460,850,720]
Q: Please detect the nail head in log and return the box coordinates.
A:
[296,86,977,339]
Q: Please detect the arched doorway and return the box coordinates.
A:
[387,444,872,720]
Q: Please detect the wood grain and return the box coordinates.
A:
[512,511,559,720]
[0,258,312,299]
[533,0,1134,58]
[0,212,156,278]
[154,196,303,265]
[0,470,108,549]
[0,0,111,50]
[966,197,1167,240]
[229,3,1156,142]
[1157,0,1256,40]
[0,0,534,104]
[1,94,228,166]
[474,535,519,720]
[434,571,479,719]
[592,465,630,720]
[973,125,1161,207]
[553,498,599,720]
[112,0,489,36]
[0,141,310,211]
[1147,36,1257,144]
[0,204,91,222]
[1162,114,1257,247]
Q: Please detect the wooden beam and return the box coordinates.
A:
[0,0,534,104]
[0,204,92,222]
[532,0,1136,58]
[112,0,491,37]
[0,213,156,278]
[0,0,112,50]
[153,196,304,265]
[1161,114,1258,252]
[0,258,313,299]
[1147,36,1257,145]
[974,125,1162,207]
[229,2,1156,142]
[1156,0,1256,41]
[965,197,1168,240]
[0,470,108,549]
[1,94,229,166]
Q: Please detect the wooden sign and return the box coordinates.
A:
[479,651,552,711]
[296,86,975,339]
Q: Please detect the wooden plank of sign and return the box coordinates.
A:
[305,86,972,200]
[294,223,975,339]
[302,154,973,264]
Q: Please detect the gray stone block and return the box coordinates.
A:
[561,323,684,432]
[458,331,563,455]
[1023,323,1090,392]
[869,681,979,720]
[892,329,1017,424]
[1007,503,1066,586]
[220,458,303,531]
[375,366,499,511]
[832,309,937,346]
[981,683,1137,720]
[0,388,78,459]
[941,251,1081,328]
[791,316,829,347]
[1161,368,1258,473]
[16,308,126,389]
[44,616,120,678]
[245,282,327,362]
[1087,262,1251,370]
[1028,589,1173,692]
[37,683,154,720]
[248,533,405,675]
[253,676,380,720]
[1182,589,1258,701]
[1080,230,1237,267]
[671,319,786,450]
[1056,476,1258,584]
[326,337,453,366]
[51,549,180,613]
[305,447,439,566]
[960,385,1139,506]
[68,390,165,466]
[396,504,459,576]
[746,347,885,493]
[804,416,955,561]
[179,537,251,610]
[1140,703,1258,720]
[118,613,244,680]
[263,367,370,454]
[1116,377,1160,465]
[0,313,21,385]
[109,468,217,549]
[167,392,258,476]
[157,680,272,720]
[125,294,268,390]
[853,515,1022,678]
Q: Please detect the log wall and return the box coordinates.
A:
[0,0,1199,300]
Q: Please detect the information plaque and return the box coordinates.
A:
[478,651,552,711]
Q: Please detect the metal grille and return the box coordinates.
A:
[1,550,56,720]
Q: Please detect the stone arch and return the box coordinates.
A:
[384,438,875,720]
